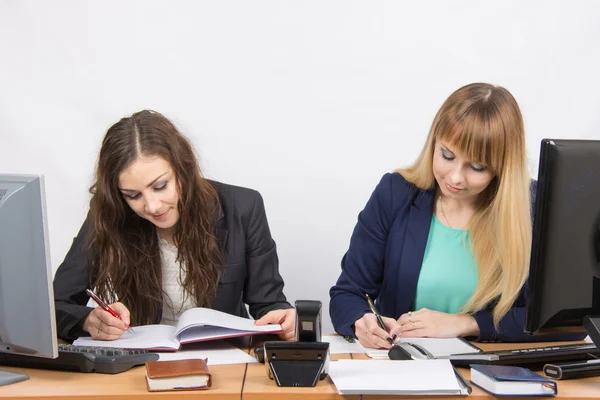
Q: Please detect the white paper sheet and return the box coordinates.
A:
[328,359,467,395]
[322,335,367,354]
[156,340,258,365]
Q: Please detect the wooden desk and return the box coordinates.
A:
[0,364,246,400]
[242,341,600,400]
[2,341,600,400]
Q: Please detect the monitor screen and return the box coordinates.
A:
[0,174,57,361]
[525,139,600,344]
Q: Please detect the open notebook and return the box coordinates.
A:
[73,308,282,351]
[364,337,481,359]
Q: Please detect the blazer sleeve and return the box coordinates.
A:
[473,180,585,342]
[242,191,292,319]
[329,173,397,337]
[53,215,95,341]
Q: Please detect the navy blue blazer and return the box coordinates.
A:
[330,172,585,342]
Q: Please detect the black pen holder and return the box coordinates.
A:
[263,341,329,387]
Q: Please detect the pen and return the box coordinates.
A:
[86,289,135,334]
[365,293,396,345]
[452,364,473,394]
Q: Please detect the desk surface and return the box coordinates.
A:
[1,341,600,400]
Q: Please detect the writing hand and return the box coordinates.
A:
[391,308,480,338]
[354,313,400,349]
[82,302,131,340]
[255,308,296,341]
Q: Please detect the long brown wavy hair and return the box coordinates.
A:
[88,110,222,326]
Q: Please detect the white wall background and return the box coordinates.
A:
[1,0,599,333]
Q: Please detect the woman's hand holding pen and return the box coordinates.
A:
[392,308,480,338]
[83,302,131,340]
[354,313,401,349]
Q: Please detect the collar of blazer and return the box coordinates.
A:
[411,183,436,210]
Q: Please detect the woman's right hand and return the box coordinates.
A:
[354,312,400,349]
[82,302,131,340]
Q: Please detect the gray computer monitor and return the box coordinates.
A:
[525,139,600,347]
[0,174,57,385]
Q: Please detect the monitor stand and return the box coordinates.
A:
[583,315,600,348]
[0,369,29,386]
[0,335,30,386]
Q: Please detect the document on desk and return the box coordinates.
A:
[322,335,367,354]
[156,340,257,365]
[365,337,481,359]
[328,359,470,395]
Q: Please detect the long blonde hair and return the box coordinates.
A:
[398,83,531,327]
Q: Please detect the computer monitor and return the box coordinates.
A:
[525,139,600,347]
[0,174,57,385]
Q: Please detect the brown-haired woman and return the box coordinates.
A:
[53,110,295,341]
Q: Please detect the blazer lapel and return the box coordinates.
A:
[395,190,435,315]
[215,208,228,251]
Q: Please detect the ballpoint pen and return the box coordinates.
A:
[86,289,135,334]
[365,293,396,345]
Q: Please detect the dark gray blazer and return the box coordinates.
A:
[53,181,292,341]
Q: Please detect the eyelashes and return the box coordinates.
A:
[122,182,168,200]
[470,164,487,173]
[440,149,487,172]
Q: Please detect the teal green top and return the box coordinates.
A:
[413,215,478,313]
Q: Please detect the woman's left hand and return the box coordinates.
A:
[391,308,480,338]
[255,308,296,341]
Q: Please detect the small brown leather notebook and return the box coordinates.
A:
[145,358,211,392]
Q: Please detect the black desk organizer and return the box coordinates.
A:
[257,300,330,387]
[263,341,329,387]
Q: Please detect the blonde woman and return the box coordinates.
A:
[329,83,585,349]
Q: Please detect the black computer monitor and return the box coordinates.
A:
[0,174,58,385]
[525,139,600,348]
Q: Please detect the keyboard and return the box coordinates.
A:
[0,344,159,374]
[448,342,600,368]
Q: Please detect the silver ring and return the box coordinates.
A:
[411,321,416,329]
[408,311,412,318]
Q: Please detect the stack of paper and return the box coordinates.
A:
[328,359,469,395]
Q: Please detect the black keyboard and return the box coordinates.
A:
[448,342,600,368]
[0,344,159,374]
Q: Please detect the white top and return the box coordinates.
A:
[159,238,195,326]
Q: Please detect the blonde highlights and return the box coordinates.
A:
[398,83,531,327]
